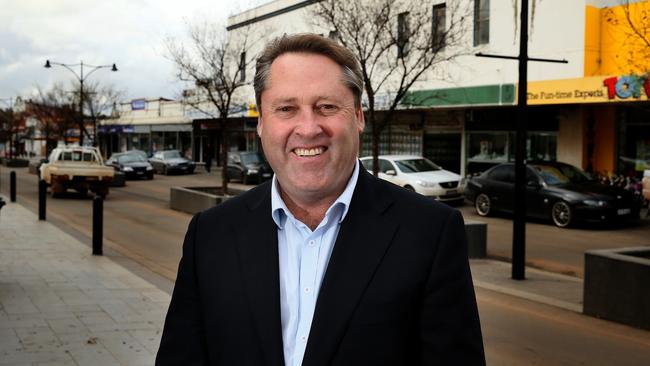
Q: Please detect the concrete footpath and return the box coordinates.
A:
[0,199,169,365]
[0,196,584,365]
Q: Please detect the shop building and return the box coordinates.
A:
[99,98,193,158]
[225,0,649,176]
[100,97,262,164]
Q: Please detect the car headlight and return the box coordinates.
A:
[248,169,259,174]
[123,166,133,172]
[146,166,153,171]
[583,199,606,207]
[416,180,437,187]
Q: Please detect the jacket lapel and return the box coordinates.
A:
[302,169,398,366]
[235,183,285,366]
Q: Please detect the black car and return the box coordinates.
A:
[226,151,273,184]
[464,161,642,227]
[106,152,154,180]
[149,150,195,175]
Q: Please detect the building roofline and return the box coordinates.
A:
[227,0,318,31]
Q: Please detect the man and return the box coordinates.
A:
[157,33,485,366]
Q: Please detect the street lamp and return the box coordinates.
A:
[44,60,118,146]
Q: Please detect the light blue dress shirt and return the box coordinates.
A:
[271,160,360,366]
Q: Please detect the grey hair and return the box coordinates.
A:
[253,33,364,113]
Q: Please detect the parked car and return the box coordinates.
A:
[149,150,195,175]
[464,161,642,228]
[40,146,114,198]
[359,155,464,203]
[106,152,154,180]
[226,151,274,184]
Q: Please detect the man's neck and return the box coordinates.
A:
[279,189,335,231]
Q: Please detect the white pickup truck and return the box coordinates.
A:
[40,146,114,198]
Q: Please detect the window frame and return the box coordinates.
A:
[473,0,490,46]
[432,3,447,52]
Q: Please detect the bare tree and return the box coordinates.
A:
[312,0,469,175]
[166,21,260,194]
[604,0,650,74]
[0,104,21,159]
[29,84,79,154]
[82,81,124,147]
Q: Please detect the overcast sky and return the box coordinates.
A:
[0,0,269,104]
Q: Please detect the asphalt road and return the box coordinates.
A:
[2,165,649,365]
[478,288,650,365]
[459,202,650,277]
[2,166,649,280]
[0,166,219,280]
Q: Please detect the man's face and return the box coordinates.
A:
[257,52,364,204]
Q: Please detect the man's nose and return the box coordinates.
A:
[294,109,323,138]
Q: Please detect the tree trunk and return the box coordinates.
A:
[221,120,229,195]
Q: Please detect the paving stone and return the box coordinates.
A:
[0,202,169,365]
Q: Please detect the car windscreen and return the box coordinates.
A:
[118,155,146,164]
[533,164,593,185]
[162,151,182,159]
[394,158,441,173]
[241,153,265,165]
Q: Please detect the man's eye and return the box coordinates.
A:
[318,104,338,113]
[277,106,293,113]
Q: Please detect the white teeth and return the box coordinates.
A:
[294,147,324,157]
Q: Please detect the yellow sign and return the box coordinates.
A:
[247,103,259,118]
[526,74,650,105]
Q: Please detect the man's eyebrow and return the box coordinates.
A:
[269,97,298,106]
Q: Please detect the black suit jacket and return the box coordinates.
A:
[156,168,485,365]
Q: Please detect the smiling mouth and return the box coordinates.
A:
[293,147,327,157]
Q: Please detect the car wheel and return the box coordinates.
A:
[475,193,491,216]
[551,201,572,228]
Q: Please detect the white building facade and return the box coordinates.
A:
[227,0,650,177]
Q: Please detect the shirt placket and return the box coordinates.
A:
[294,226,322,365]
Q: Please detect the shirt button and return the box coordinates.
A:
[304,287,310,293]
[308,240,315,247]
[301,336,307,342]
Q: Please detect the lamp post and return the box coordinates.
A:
[44,60,118,146]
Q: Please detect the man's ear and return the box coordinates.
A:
[356,105,365,133]
[257,115,263,137]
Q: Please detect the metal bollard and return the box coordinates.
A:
[38,179,46,221]
[10,171,16,202]
[92,196,103,255]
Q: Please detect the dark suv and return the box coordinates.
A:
[226,151,273,184]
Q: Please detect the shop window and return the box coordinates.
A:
[467,132,509,163]
[467,131,556,175]
[473,0,490,46]
[361,130,422,157]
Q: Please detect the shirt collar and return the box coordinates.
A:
[271,160,360,229]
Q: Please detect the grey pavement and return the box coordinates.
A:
[0,197,169,366]
[0,193,586,365]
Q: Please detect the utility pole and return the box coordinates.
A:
[44,60,118,146]
[477,0,567,280]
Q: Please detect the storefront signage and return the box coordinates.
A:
[131,99,146,110]
[526,75,650,105]
[98,125,135,133]
[603,75,650,100]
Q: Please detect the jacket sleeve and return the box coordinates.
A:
[419,209,486,365]
[156,213,208,366]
